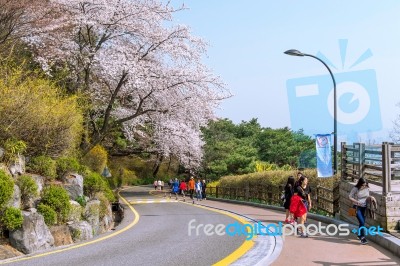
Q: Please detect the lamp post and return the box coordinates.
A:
[284,49,337,175]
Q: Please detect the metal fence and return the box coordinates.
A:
[206,184,340,216]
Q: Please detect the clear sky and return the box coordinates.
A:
[171,1,400,144]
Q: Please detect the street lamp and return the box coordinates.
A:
[284,49,337,175]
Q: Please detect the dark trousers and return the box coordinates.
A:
[356,206,367,237]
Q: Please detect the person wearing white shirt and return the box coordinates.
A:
[349,177,370,245]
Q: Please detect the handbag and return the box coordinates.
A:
[280,190,285,203]
[348,205,357,216]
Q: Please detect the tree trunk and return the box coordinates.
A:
[152,154,164,178]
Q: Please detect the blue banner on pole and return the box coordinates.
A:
[315,134,333,177]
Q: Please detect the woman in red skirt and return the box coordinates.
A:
[289,176,310,237]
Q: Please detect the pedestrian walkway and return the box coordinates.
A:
[199,200,400,265]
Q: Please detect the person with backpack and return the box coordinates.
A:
[349,177,370,245]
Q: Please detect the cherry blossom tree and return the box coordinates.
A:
[24,0,230,169]
[0,0,47,49]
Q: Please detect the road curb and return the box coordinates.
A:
[196,202,283,266]
[207,197,400,256]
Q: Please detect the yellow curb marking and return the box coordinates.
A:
[151,189,255,264]
[0,188,140,265]
[181,201,255,266]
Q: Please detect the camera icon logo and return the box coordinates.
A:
[286,42,382,139]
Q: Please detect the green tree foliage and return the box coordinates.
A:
[82,145,108,174]
[201,119,258,179]
[40,186,71,224]
[0,62,83,157]
[1,207,23,231]
[0,170,14,209]
[201,119,315,179]
[16,175,39,209]
[255,128,315,167]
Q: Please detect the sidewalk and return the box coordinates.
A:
[199,199,400,265]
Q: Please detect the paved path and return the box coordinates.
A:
[198,199,400,265]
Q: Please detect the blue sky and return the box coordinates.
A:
[172,1,400,144]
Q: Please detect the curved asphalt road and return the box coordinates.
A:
[1,186,247,266]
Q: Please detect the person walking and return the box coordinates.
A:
[283,176,295,224]
[195,179,202,201]
[290,175,310,237]
[201,179,207,200]
[171,178,180,200]
[188,176,195,204]
[349,177,370,245]
[179,179,187,202]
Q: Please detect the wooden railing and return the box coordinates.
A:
[341,142,400,194]
[206,184,340,216]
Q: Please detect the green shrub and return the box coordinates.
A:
[56,157,83,177]
[2,139,27,164]
[27,156,56,180]
[17,175,39,208]
[95,193,110,219]
[70,228,81,240]
[68,202,83,222]
[1,207,23,231]
[83,172,105,198]
[108,168,138,188]
[218,169,339,190]
[75,195,86,207]
[83,172,115,202]
[102,186,116,203]
[82,145,107,173]
[0,170,14,209]
[37,203,57,226]
[40,186,71,224]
